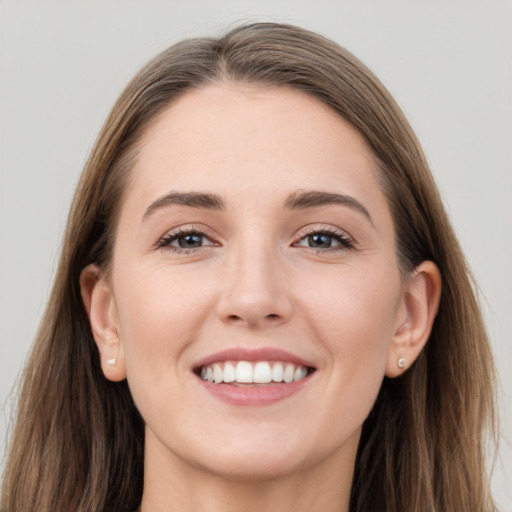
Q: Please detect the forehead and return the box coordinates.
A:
[128,83,381,200]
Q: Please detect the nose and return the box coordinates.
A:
[216,244,293,329]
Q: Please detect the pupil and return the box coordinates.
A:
[178,233,202,248]
[308,233,331,248]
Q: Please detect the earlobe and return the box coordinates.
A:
[385,261,442,378]
[80,264,127,382]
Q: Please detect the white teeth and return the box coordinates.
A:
[272,362,284,382]
[235,361,253,383]
[213,363,223,384]
[223,361,236,383]
[199,360,310,385]
[283,363,295,383]
[253,362,272,383]
[293,366,307,381]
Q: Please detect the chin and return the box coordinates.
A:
[196,449,309,482]
[171,427,312,481]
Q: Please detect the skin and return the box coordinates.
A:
[82,84,441,512]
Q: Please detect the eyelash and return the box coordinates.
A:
[156,227,355,253]
[156,227,216,253]
[295,227,355,252]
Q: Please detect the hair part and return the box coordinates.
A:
[1,22,497,512]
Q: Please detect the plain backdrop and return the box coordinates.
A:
[1,0,511,508]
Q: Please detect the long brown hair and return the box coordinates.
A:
[1,23,497,512]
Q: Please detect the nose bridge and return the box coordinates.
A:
[217,232,292,327]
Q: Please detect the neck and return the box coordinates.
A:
[140,430,358,512]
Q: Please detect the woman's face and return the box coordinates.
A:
[102,84,408,480]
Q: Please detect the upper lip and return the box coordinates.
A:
[193,347,316,370]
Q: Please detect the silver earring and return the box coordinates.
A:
[106,358,117,366]
[397,357,406,369]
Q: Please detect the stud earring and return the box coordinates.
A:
[106,358,117,366]
[397,357,406,369]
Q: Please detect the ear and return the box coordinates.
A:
[80,264,126,382]
[385,261,442,378]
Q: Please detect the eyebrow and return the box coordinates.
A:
[143,189,373,226]
[143,191,225,220]
[285,190,374,226]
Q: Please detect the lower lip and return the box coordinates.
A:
[196,375,312,406]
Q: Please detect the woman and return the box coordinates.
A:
[1,22,497,512]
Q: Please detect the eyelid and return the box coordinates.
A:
[293,225,355,250]
[156,224,220,251]
[155,223,355,253]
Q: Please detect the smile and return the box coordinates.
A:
[198,360,310,385]
[193,348,316,406]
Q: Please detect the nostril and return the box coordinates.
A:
[225,312,281,324]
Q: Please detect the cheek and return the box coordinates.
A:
[300,262,401,392]
[295,268,400,448]
[111,265,216,435]
[112,264,213,374]
[304,261,399,341]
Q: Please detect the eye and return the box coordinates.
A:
[157,228,216,252]
[295,229,354,250]
[174,232,205,248]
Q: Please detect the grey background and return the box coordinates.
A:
[1,0,511,508]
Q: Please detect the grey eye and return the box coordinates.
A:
[306,233,334,248]
[295,229,352,251]
[175,233,204,248]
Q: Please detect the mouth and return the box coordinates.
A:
[192,348,316,406]
[194,360,315,385]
